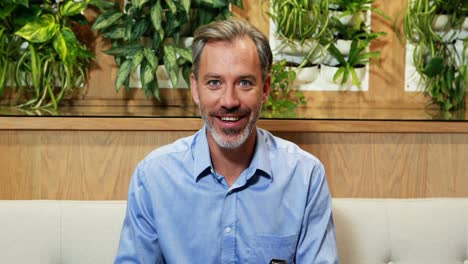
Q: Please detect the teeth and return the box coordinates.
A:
[221,116,239,121]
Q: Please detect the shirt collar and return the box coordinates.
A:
[191,126,273,182]
[192,126,213,181]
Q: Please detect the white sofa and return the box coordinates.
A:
[1,199,467,264]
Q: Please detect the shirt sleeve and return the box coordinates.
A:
[295,163,340,264]
[114,164,165,264]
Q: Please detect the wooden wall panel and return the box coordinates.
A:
[0,131,193,200]
[275,132,468,198]
[426,135,468,197]
[2,130,468,200]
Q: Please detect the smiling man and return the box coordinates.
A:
[114,18,339,264]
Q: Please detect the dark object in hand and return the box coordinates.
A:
[270,259,288,264]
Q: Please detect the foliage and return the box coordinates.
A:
[263,60,306,112]
[0,0,111,110]
[269,0,329,67]
[326,36,381,87]
[92,0,243,100]
[321,1,388,88]
[402,0,467,112]
[270,0,329,41]
[418,42,466,112]
[329,0,390,29]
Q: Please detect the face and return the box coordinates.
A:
[191,36,270,149]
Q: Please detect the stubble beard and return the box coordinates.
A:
[199,102,262,149]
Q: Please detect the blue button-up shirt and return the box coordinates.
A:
[115,127,338,263]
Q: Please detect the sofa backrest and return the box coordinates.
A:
[0,200,126,264]
[333,198,468,264]
[1,199,467,264]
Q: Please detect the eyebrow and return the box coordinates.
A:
[238,75,257,81]
[202,73,222,80]
[202,73,257,81]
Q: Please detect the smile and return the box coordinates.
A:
[220,116,240,121]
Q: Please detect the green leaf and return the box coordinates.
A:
[115,60,132,92]
[91,10,123,31]
[104,44,144,56]
[89,0,116,12]
[166,0,177,14]
[181,0,191,14]
[212,0,228,8]
[135,0,150,9]
[104,26,126,39]
[0,4,16,20]
[144,48,158,69]
[163,45,179,87]
[140,62,154,85]
[423,57,444,77]
[60,0,89,17]
[15,0,29,7]
[53,30,68,63]
[150,1,162,31]
[130,18,150,41]
[15,14,59,43]
[175,47,192,62]
[131,49,144,71]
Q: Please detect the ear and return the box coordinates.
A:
[190,73,200,105]
[261,75,271,103]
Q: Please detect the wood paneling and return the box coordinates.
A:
[1,130,468,200]
[0,131,193,200]
[276,132,468,198]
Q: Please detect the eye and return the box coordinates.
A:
[239,80,253,87]
[207,80,221,88]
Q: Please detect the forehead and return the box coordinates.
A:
[198,36,262,77]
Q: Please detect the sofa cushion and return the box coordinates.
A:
[0,200,61,263]
[333,198,468,264]
[1,199,468,264]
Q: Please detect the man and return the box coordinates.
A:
[115,18,339,263]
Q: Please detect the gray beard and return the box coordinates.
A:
[199,102,262,149]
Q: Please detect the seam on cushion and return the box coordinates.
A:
[59,202,63,264]
[385,200,392,263]
[465,205,468,262]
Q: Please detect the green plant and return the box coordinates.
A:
[92,0,243,100]
[418,42,466,112]
[0,0,111,110]
[401,0,467,112]
[326,36,381,87]
[269,0,329,68]
[321,12,386,87]
[329,0,390,29]
[270,0,329,42]
[263,60,306,112]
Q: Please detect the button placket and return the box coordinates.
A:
[220,191,237,264]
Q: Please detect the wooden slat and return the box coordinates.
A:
[2,117,468,133]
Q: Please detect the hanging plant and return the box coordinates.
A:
[92,0,244,100]
[401,0,467,112]
[0,0,112,110]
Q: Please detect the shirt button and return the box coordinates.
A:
[225,227,232,233]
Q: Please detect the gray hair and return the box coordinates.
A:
[192,18,272,83]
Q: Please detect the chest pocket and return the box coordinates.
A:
[248,234,298,264]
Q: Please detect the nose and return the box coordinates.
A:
[220,86,240,109]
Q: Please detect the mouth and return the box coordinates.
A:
[215,114,246,130]
[220,116,240,122]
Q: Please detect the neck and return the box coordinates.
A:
[207,129,257,186]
